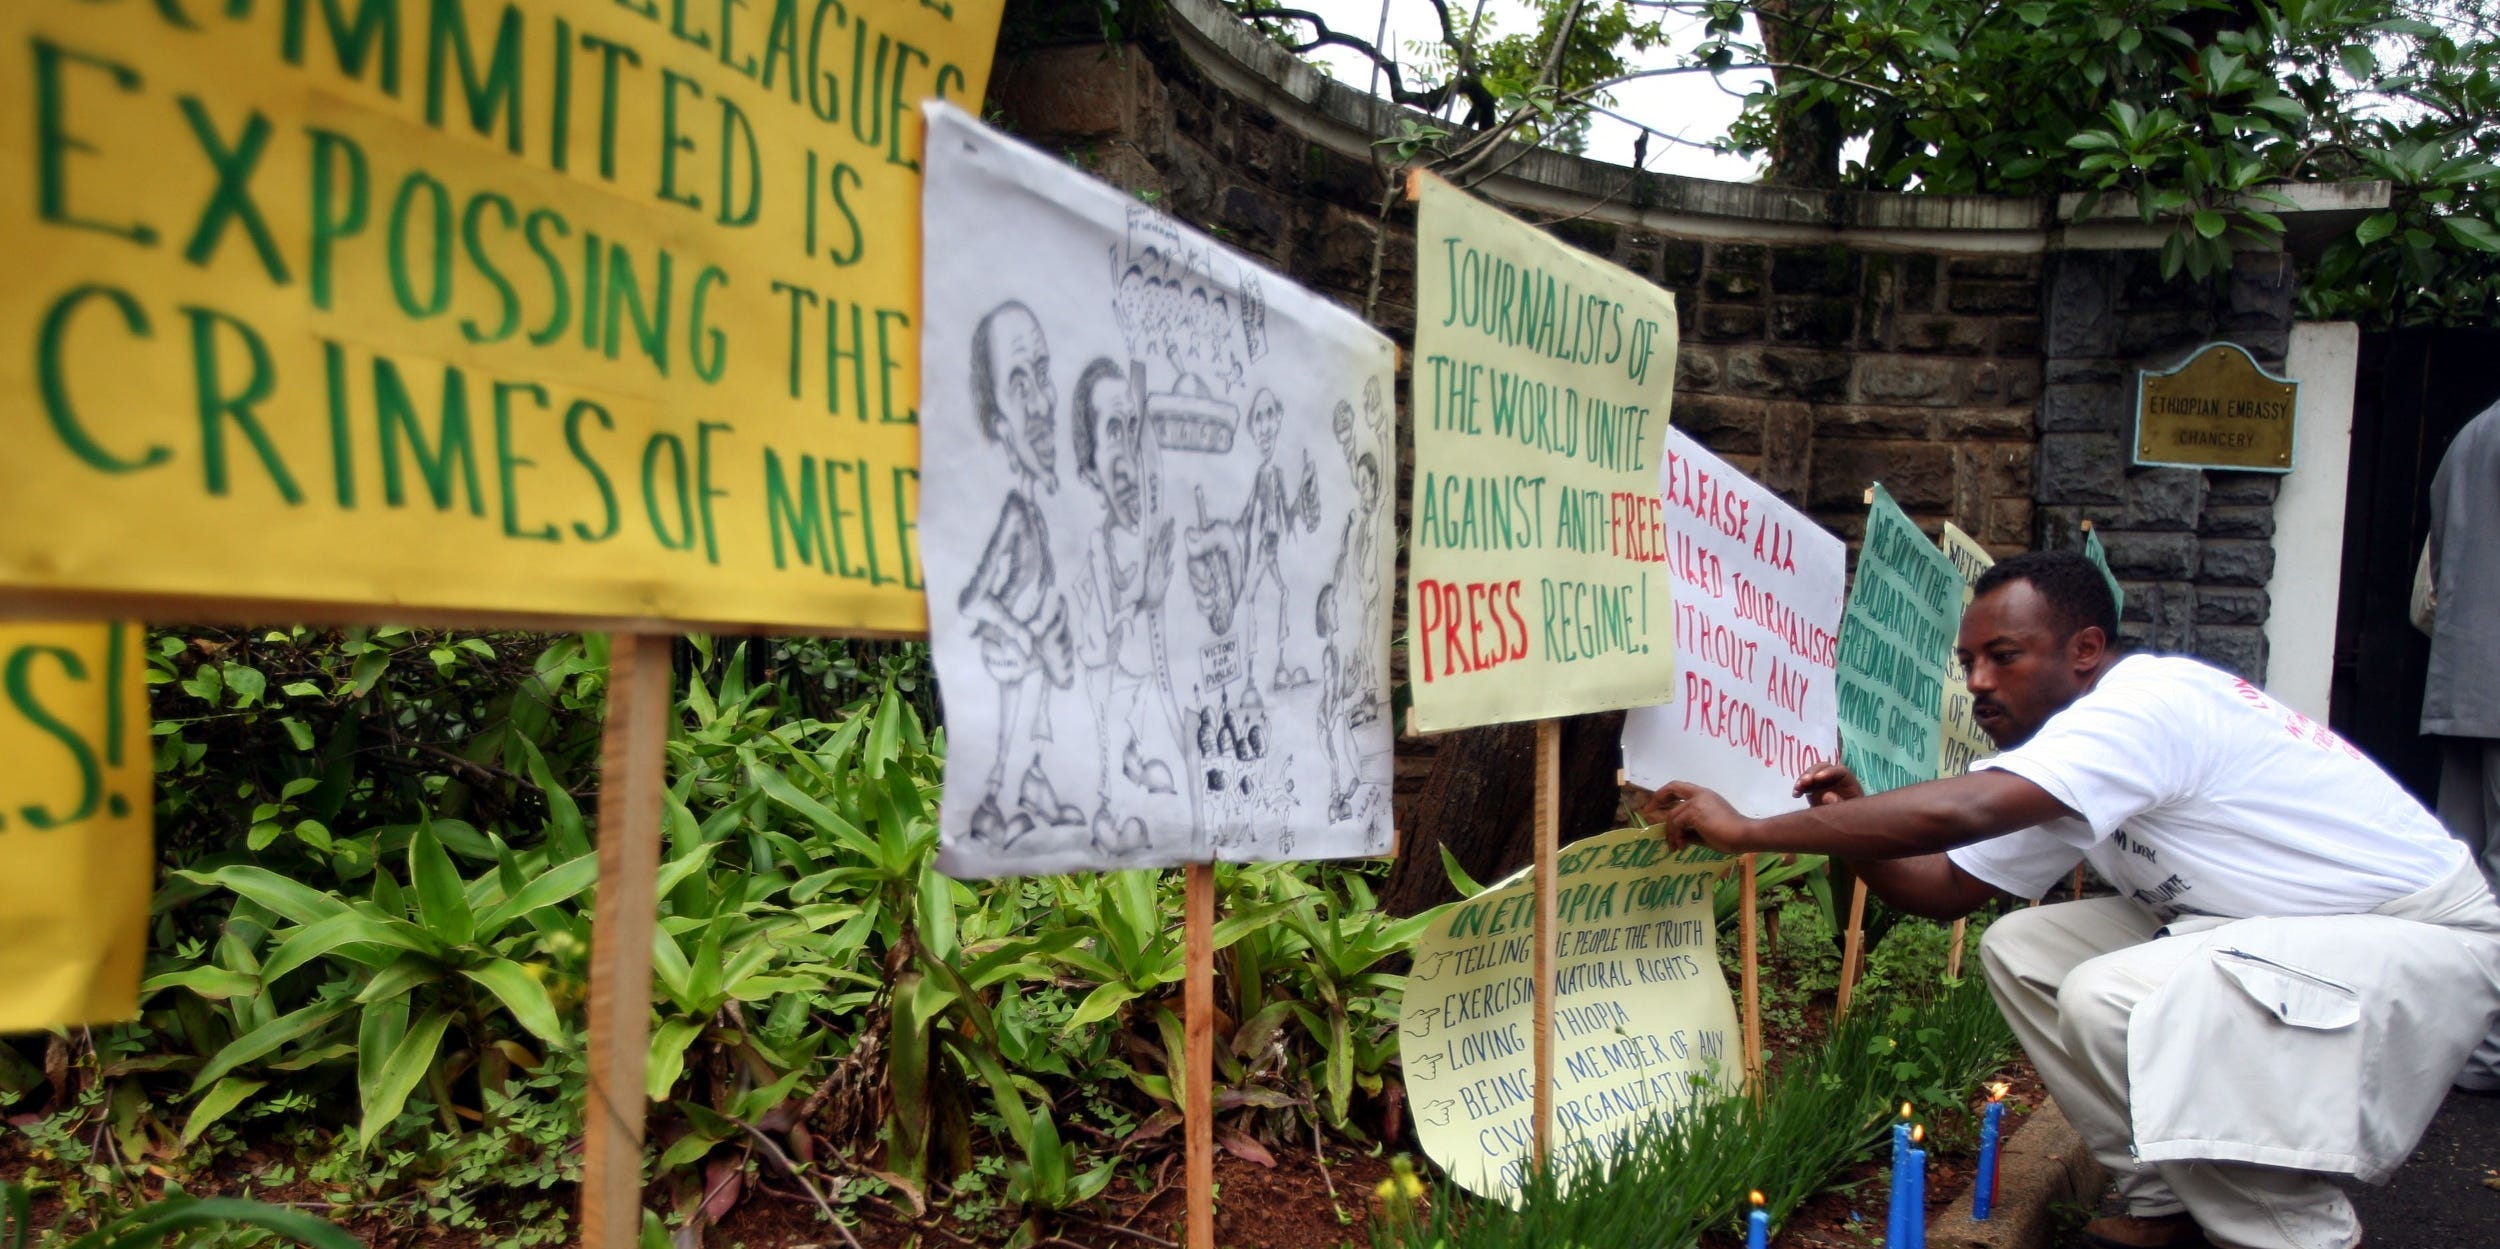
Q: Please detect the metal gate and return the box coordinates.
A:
[2330,329,2500,801]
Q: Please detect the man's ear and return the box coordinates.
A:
[2068,624,2109,673]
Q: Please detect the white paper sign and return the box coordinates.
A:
[1402,828,1740,1202]
[920,104,1397,877]
[1620,430,1846,816]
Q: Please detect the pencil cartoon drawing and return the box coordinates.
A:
[922,102,1396,878]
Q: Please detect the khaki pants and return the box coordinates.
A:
[1978,900,2361,1249]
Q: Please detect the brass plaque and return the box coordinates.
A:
[2134,343,2298,472]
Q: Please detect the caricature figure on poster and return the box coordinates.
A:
[919,103,1398,878]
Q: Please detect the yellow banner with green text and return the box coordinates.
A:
[0,623,151,1033]
[1,0,1003,633]
[1404,173,1678,732]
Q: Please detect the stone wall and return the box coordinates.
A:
[2037,252,2296,679]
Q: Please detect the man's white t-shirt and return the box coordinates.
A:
[1947,654,2467,920]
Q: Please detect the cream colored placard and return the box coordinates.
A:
[1402,827,1739,1202]
[1405,173,1677,732]
[0,623,151,1033]
[1937,523,1995,778]
[2,0,1002,634]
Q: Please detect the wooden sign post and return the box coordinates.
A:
[1531,720,1562,1168]
[1737,854,1763,1095]
[581,634,674,1245]
[1184,864,1216,1249]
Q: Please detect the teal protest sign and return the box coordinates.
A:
[2082,524,2126,620]
[1837,485,1960,794]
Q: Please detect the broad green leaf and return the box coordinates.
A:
[180,866,349,927]
[73,1196,366,1249]
[355,997,408,1108]
[1438,844,1489,898]
[410,823,475,947]
[460,959,572,1047]
[193,1000,348,1089]
[646,1018,705,1101]
[746,759,878,860]
[1065,980,1144,1031]
[2193,209,2227,239]
[511,734,589,860]
[2443,215,2500,253]
[2356,212,2399,244]
[473,852,599,942]
[180,1077,266,1144]
[141,967,262,1000]
[358,1008,455,1149]
[353,956,439,1005]
[259,910,432,983]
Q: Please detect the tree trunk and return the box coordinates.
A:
[1754,0,1845,190]
[1382,710,1628,917]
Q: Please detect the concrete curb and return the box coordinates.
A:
[1928,1099,2108,1249]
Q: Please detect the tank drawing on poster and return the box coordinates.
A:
[921,103,1396,878]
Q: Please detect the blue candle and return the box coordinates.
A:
[1747,1191,1768,1249]
[1906,1127,1928,1249]
[1888,1104,1913,1246]
[1973,1085,2007,1221]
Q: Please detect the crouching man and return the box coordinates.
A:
[1639,551,2500,1249]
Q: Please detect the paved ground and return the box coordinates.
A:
[2051,1088,2500,1248]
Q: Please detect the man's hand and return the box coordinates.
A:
[1793,763,1864,807]
[1635,781,1755,854]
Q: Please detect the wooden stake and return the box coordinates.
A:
[1531,718,1560,1171]
[1738,853,1763,1098]
[1945,918,1968,980]
[2071,864,2086,901]
[1185,861,1216,1249]
[1834,877,1870,1019]
[582,632,672,1246]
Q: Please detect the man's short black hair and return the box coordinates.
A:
[1972,550,2120,641]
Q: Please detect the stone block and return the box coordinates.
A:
[1996,317,2044,356]
[2047,359,2125,385]
[1551,216,1621,260]
[1698,304,1766,341]
[2145,579,2198,651]
[1966,361,2008,403]
[2102,530,2201,581]
[1676,349,1724,392]
[2037,434,2125,506]
[2200,539,2276,586]
[1811,441,1955,512]
[1311,207,1382,291]
[1854,356,1961,405]
[2119,579,2155,623]
[1902,254,1940,311]
[1937,407,2035,439]
[1771,295,1856,346]
[1985,496,2034,546]
[1964,443,2035,499]
[1727,348,1852,401]
[2229,254,2296,320]
[1673,394,1768,454]
[1300,144,1381,206]
[1763,403,1813,501]
[2120,250,2211,312]
[1709,242,1769,274]
[1951,254,2038,281]
[2196,586,2270,626]
[2206,473,2281,506]
[994,45,1138,138]
[1658,239,1705,286]
[1218,184,1287,248]
[2006,363,2044,403]
[1771,244,1862,294]
[1896,317,1993,355]
[2198,505,2275,540]
[1926,1101,2106,1249]
[1705,268,1765,300]
[1950,279,2039,315]
[1816,405,1933,440]
[2047,253,2119,357]
[2199,625,2269,682]
[2119,310,2209,357]
[2120,468,2208,532]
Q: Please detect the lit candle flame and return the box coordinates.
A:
[1750,1190,1765,1208]
[1987,1082,2011,1102]
[1912,1124,1925,1144]
[1899,1101,1913,1120]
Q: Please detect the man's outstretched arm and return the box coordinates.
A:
[1635,769,2077,919]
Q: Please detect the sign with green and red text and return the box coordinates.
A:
[1403,172,1677,732]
